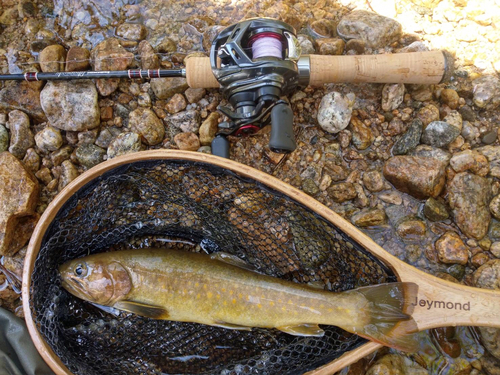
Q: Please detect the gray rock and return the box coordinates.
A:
[8,110,34,159]
[448,172,491,239]
[461,121,479,141]
[116,23,147,41]
[302,178,319,196]
[297,35,315,54]
[34,126,63,152]
[421,121,461,148]
[166,110,201,133]
[0,125,8,152]
[151,77,189,100]
[410,145,451,165]
[483,130,498,145]
[184,88,206,104]
[107,132,142,159]
[381,83,405,112]
[95,127,122,149]
[490,195,500,220]
[76,144,106,169]
[40,80,100,131]
[337,10,402,49]
[363,170,385,192]
[317,92,355,134]
[473,76,500,110]
[392,119,423,155]
[128,108,165,146]
[399,41,429,53]
[443,111,463,132]
[459,105,476,122]
[424,197,449,221]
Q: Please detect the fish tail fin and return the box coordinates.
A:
[350,282,420,352]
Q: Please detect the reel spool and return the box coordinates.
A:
[209,18,303,157]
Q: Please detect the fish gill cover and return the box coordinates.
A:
[30,159,396,375]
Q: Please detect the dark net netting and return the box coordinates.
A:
[30,159,396,375]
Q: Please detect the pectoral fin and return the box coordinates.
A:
[277,324,325,337]
[114,301,169,319]
[212,321,253,331]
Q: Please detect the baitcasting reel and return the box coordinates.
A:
[209,18,305,158]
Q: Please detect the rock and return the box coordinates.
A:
[166,110,201,134]
[410,145,451,165]
[116,23,147,41]
[40,80,100,131]
[302,178,319,196]
[0,152,39,256]
[58,160,78,191]
[483,130,498,145]
[309,19,337,38]
[95,127,122,149]
[363,170,385,192]
[34,126,63,153]
[77,130,98,145]
[481,354,500,375]
[473,260,500,360]
[349,116,373,150]
[448,173,491,240]
[392,119,423,155]
[128,108,165,146]
[411,86,433,102]
[491,195,500,220]
[39,44,66,72]
[461,121,479,141]
[337,10,402,49]
[351,209,387,227]
[107,132,142,159]
[435,232,469,265]
[383,156,446,199]
[0,81,46,123]
[441,88,460,109]
[66,46,90,72]
[399,41,429,53]
[421,121,461,148]
[443,111,463,132]
[174,132,200,151]
[317,92,355,134]
[151,77,189,100]
[491,242,500,258]
[345,39,365,54]
[0,126,8,152]
[51,145,73,166]
[472,76,500,110]
[166,93,188,114]
[22,148,40,173]
[450,150,489,176]
[75,144,106,169]
[138,93,151,107]
[381,83,405,112]
[316,38,345,55]
[91,38,134,96]
[298,35,315,54]
[459,105,475,122]
[202,26,225,52]
[138,40,159,70]
[35,167,52,185]
[327,182,357,203]
[396,218,427,241]
[199,112,220,146]
[424,197,449,221]
[8,110,34,159]
[365,354,428,375]
[417,104,440,127]
[185,88,206,104]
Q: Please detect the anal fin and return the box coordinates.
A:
[277,324,325,337]
[114,301,169,319]
[212,321,253,331]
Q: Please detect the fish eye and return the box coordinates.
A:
[74,263,87,277]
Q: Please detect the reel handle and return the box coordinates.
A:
[184,50,454,88]
[269,103,296,154]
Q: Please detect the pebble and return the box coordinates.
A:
[383,156,446,199]
[424,197,450,221]
[349,116,374,150]
[138,40,159,70]
[316,38,345,55]
[50,145,72,167]
[0,81,46,123]
[450,150,489,176]
[410,145,451,165]
[491,242,500,258]
[116,23,147,41]
[337,10,402,49]
[472,76,500,110]
[0,152,39,256]
[167,110,201,133]
[482,130,498,145]
[0,125,9,152]
[351,208,387,227]
[396,218,427,241]
[317,92,355,134]
[151,77,189,100]
[58,160,78,191]
[441,88,460,109]
[166,93,188,114]
[199,112,220,146]
[202,26,225,52]
[381,83,405,112]
[128,108,165,146]
[302,178,319,196]
[421,121,461,148]
[448,172,492,240]
[417,104,440,127]
[365,354,429,375]
[411,86,433,102]
[459,105,476,122]
[392,119,423,155]
[297,35,315,54]
[40,80,100,131]
[323,161,348,182]
[75,144,106,169]
[345,39,365,54]
[490,195,500,220]
[327,182,357,203]
[22,148,40,174]
[66,46,90,72]
[461,121,479,141]
[39,44,66,72]
[107,132,142,159]
[8,110,34,159]
[362,170,385,192]
[35,168,52,185]
[174,132,200,151]
[34,126,63,153]
[435,232,469,265]
[184,88,206,104]
[95,127,122,149]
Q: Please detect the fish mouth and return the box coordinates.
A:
[61,276,89,300]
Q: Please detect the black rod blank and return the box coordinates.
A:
[0,69,185,81]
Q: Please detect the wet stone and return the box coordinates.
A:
[95,127,122,149]
[396,218,427,242]
[107,132,142,159]
[199,112,220,146]
[8,110,34,159]
[151,77,189,100]
[482,130,498,145]
[50,145,73,167]
[441,88,460,110]
[410,145,451,165]
[0,126,8,153]
[184,88,206,104]
[166,94,187,114]
[316,38,345,55]
[363,170,385,192]
[116,23,147,41]
[381,83,405,112]
[392,119,423,155]
[302,178,319,196]
[40,80,100,131]
[75,144,106,169]
[39,44,66,72]
[450,150,489,176]
[351,208,387,227]
[0,81,46,123]
[138,40,159,70]
[424,197,449,221]
[323,162,348,182]
[167,110,201,133]
[472,76,500,110]
[58,160,78,191]
[66,46,90,72]
[350,116,373,150]
[327,182,357,203]
[337,10,402,49]
[0,152,39,256]
[317,92,355,134]
[174,132,200,151]
[128,108,165,146]
[448,172,491,240]
[459,105,476,122]
[417,104,440,127]
[23,148,40,173]
[421,121,461,148]
[138,93,151,107]
[435,232,469,265]
[490,222,500,240]
[34,126,63,153]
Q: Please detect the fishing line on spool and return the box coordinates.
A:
[250,32,284,60]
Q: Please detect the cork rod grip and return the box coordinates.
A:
[309,50,452,85]
[185,56,220,88]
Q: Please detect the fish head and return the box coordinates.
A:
[59,257,132,306]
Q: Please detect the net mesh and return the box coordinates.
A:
[30,159,396,375]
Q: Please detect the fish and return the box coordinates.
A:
[59,248,419,352]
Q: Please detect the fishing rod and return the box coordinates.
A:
[0,18,454,158]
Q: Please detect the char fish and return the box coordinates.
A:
[59,249,418,351]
